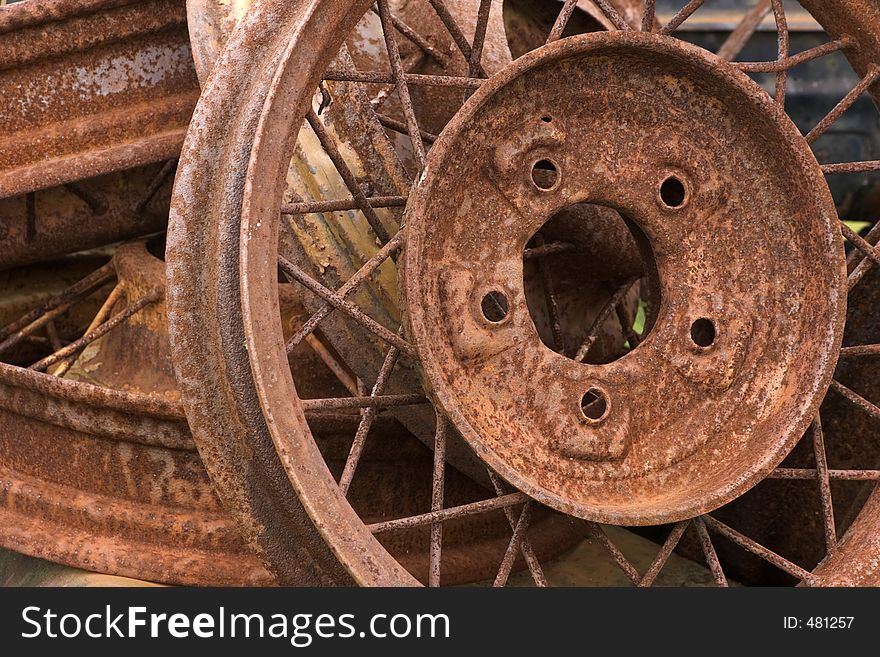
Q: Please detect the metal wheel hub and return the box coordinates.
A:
[403,32,846,525]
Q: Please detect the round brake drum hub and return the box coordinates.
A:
[403,33,846,525]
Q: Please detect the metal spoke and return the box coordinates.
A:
[616,303,641,349]
[769,0,788,105]
[30,289,162,372]
[822,160,880,174]
[281,195,407,215]
[694,517,728,587]
[370,7,448,65]
[426,0,486,78]
[64,182,107,215]
[735,38,853,73]
[575,277,638,362]
[493,502,534,587]
[0,263,116,357]
[468,0,493,80]
[323,69,483,89]
[806,67,880,145]
[377,0,427,170]
[592,0,631,31]
[306,108,392,244]
[301,393,426,411]
[638,520,689,587]
[534,235,564,352]
[703,516,815,584]
[429,415,448,587]
[285,230,405,351]
[338,339,403,495]
[811,417,837,556]
[136,159,177,213]
[303,334,360,395]
[487,471,547,587]
[829,380,880,422]
[841,221,880,268]
[584,523,641,585]
[770,468,880,481]
[840,344,880,358]
[368,492,530,534]
[717,0,771,61]
[523,241,576,260]
[547,0,579,43]
[375,113,438,143]
[52,283,122,377]
[279,255,416,357]
[660,0,705,35]
[641,0,657,32]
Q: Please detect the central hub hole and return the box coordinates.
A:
[522,203,660,364]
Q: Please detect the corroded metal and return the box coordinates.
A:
[167,0,880,588]
[402,33,845,524]
[0,0,199,198]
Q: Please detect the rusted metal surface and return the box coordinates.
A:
[0,163,174,272]
[403,33,845,524]
[167,0,880,588]
[0,0,199,199]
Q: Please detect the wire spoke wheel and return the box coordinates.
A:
[168,0,880,586]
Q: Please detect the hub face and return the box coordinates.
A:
[402,33,846,525]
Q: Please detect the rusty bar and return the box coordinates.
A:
[63,182,108,215]
[523,241,577,260]
[703,516,815,583]
[377,0,427,170]
[694,517,728,586]
[300,394,427,411]
[770,468,880,481]
[426,0,486,77]
[44,320,64,353]
[660,0,705,35]
[136,159,178,213]
[52,283,123,377]
[638,520,689,586]
[338,339,403,495]
[811,418,837,555]
[375,114,438,144]
[641,0,657,32]
[279,256,416,356]
[616,303,641,349]
[468,0,493,80]
[829,380,880,422]
[770,0,788,104]
[281,195,408,215]
[535,236,564,352]
[840,344,880,358]
[368,492,530,534]
[0,262,114,343]
[735,38,852,72]
[0,0,199,197]
[287,230,406,350]
[547,0,579,43]
[487,470,547,586]
[428,414,448,587]
[841,222,880,268]
[306,109,392,244]
[585,523,641,584]
[30,289,162,372]
[370,7,447,65]
[493,501,533,587]
[303,334,360,395]
[717,0,771,61]
[807,67,880,144]
[593,0,631,31]
[575,277,638,361]
[323,69,483,89]
[822,160,880,174]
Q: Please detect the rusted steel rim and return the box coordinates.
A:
[0,0,198,198]
[168,0,880,586]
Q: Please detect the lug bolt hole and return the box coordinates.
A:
[660,176,687,208]
[690,318,716,348]
[531,159,559,191]
[580,388,609,422]
[541,115,553,123]
[481,291,510,323]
